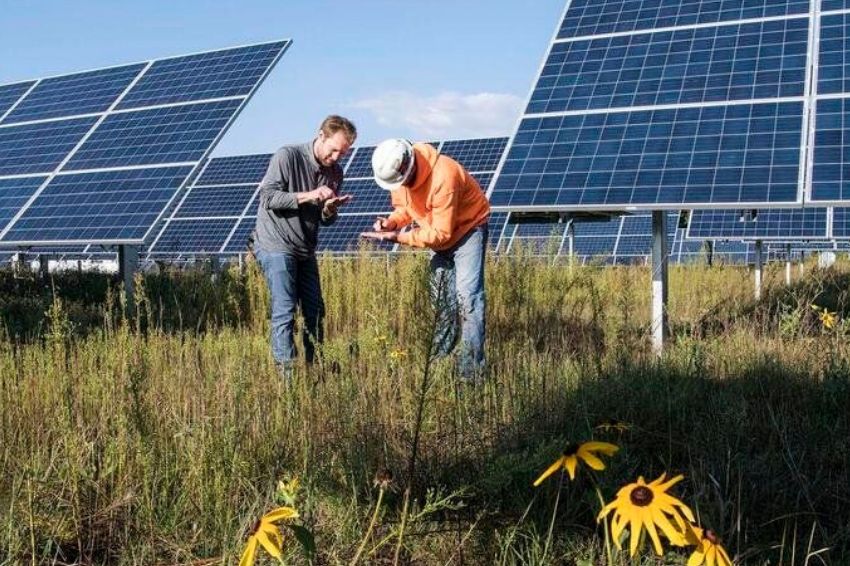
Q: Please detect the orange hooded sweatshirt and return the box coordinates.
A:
[386,143,490,251]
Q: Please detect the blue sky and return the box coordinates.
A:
[0,1,565,156]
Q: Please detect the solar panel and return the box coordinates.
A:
[490,0,812,211]
[116,41,288,110]
[3,64,145,124]
[0,177,47,231]
[688,208,828,239]
[830,208,850,237]
[64,99,243,171]
[150,217,238,254]
[2,166,193,243]
[440,138,509,172]
[556,0,809,40]
[0,40,290,247]
[343,146,376,178]
[318,215,395,253]
[222,217,254,254]
[0,81,36,119]
[197,153,271,185]
[0,117,98,176]
[173,184,257,218]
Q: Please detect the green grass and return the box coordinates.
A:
[0,254,848,564]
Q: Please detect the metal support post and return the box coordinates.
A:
[118,245,139,313]
[651,211,669,356]
[785,244,792,286]
[754,240,763,300]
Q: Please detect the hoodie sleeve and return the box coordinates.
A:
[258,149,299,211]
[397,183,457,248]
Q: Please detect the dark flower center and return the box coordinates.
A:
[705,529,719,544]
[630,485,654,506]
[562,443,580,457]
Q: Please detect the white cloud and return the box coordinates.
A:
[350,91,523,140]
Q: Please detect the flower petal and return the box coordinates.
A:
[239,536,259,566]
[582,441,619,455]
[256,525,283,559]
[262,506,299,523]
[629,513,643,557]
[643,509,665,556]
[564,455,579,480]
[652,507,687,546]
[579,450,606,471]
[533,457,565,487]
[716,544,733,566]
[687,548,706,566]
[705,544,717,566]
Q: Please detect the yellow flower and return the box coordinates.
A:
[820,309,837,329]
[597,473,695,556]
[533,441,619,486]
[276,477,300,507]
[686,525,734,566]
[389,348,408,360]
[239,506,298,566]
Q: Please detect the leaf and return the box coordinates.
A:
[284,524,316,561]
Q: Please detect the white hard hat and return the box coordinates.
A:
[372,138,415,191]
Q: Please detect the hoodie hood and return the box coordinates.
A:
[407,143,441,191]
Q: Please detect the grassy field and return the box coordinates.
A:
[1,253,848,565]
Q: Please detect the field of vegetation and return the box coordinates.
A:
[1,252,848,565]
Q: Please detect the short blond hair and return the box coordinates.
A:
[320,115,357,145]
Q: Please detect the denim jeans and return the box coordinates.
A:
[255,249,324,366]
[430,223,487,379]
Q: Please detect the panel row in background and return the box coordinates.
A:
[488,0,850,210]
[0,40,291,247]
[144,137,510,258]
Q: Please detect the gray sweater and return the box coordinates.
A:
[254,141,343,258]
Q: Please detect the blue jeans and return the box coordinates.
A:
[255,249,324,366]
[430,223,487,379]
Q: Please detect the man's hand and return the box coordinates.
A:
[372,216,396,232]
[360,230,400,242]
[298,185,335,205]
[323,194,352,216]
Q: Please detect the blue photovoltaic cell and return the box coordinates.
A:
[3,64,144,124]
[440,138,509,172]
[830,208,850,237]
[319,215,394,252]
[117,41,288,110]
[0,81,36,119]
[530,18,808,114]
[2,166,192,243]
[344,146,376,178]
[812,98,850,202]
[337,150,354,172]
[223,217,255,254]
[509,222,568,254]
[688,208,826,238]
[174,184,256,218]
[471,172,494,192]
[556,0,809,40]
[152,218,237,253]
[0,176,46,231]
[822,0,850,10]
[491,101,803,208]
[196,154,271,185]
[818,14,850,95]
[65,99,241,171]
[339,179,389,214]
[0,116,97,176]
[488,211,509,251]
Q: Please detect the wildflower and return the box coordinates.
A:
[373,468,394,490]
[389,348,408,360]
[597,473,695,556]
[239,506,298,566]
[820,309,837,329]
[685,525,733,566]
[276,477,300,507]
[533,441,619,486]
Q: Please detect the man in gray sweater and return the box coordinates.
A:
[254,115,356,377]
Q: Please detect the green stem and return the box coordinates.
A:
[541,469,565,563]
[350,487,385,566]
[393,488,411,566]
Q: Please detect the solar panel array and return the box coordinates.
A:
[488,0,817,211]
[687,208,829,239]
[148,137,509,257]
[0,40,290,249]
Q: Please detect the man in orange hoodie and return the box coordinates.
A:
[361,139,490,382]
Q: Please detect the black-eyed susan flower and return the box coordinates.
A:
[533,441,619,486]
[597,473,695,557]
[812,304,838,329]
[239,506,298,566]
[685,525,733,566]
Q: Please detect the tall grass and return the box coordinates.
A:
[0,254,848,564]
